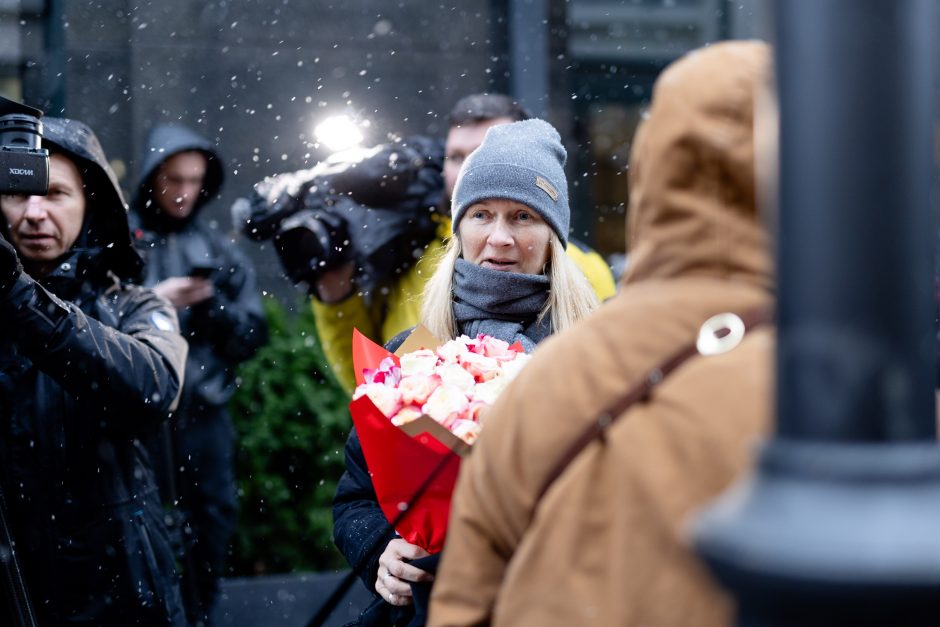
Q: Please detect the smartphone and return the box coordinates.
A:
[189,265,216,279]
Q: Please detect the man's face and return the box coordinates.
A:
[444,116,516,200]
[153,150,207,220]
[1,153,86,270]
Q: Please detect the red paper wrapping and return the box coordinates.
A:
[350,395,461,553]
[352,328,399,386]
[349,328,464,553]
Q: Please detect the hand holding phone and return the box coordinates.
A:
[154,276,215,308]
[189,265,216,280]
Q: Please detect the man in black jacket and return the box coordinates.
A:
[133,123,267,626]
[0,117,188,625]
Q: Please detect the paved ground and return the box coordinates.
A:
[212,571,373,626]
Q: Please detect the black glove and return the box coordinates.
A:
[0,236,22,296]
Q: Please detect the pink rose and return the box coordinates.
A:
[459,351,501,382]
[398,373,442,406]
[466,400,489,423]
[364,356,401,386]
[465,335,485,354]
[477,335,516,362]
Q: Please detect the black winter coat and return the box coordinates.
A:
[333,330,411,591]
[132,124,267,413]
[0,269,188,626]
[333,427,396,592]
[334,421,443,627]
[0,116,188,626]
[333,331,438,627]
[133,221,266,411]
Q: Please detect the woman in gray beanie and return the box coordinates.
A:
[337,119,600,626]
[421,118,599,349]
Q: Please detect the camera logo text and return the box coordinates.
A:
[9,168,34,176]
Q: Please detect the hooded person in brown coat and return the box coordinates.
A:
[428,40,775,627]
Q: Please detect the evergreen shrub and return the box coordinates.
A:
[228,297,351,574]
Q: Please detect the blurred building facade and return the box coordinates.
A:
[0,0,770,297]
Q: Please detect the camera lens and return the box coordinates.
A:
[275,219,332,287]
[0,114,42,150]
[273,209,351,290]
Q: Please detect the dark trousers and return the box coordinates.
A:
[153,405,238,627]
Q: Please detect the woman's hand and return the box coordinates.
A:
[375,538,434,606]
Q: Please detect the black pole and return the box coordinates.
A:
[776,0,937,442]
[694,1,940,625]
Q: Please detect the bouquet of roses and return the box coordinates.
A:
[349,326,531,552]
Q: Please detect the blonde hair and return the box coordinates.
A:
[421,234,599,341]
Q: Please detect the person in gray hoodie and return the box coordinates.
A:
[133,124,267,626]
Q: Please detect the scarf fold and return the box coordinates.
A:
[451,259,552,352]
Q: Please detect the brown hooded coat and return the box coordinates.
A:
[428,41,775,627]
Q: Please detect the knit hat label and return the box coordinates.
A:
[535,176,558,201]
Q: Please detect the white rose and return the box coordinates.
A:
[399,348,439,376]
[352,382,403,418]
[472,375,509,405]
[436,336,472,363]
[421,384,469,427]
[391,405,424,426]
[500,353,531,381]
[434,363,476,394]
[450,419,482,445]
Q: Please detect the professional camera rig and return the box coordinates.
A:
[238,135,444,298]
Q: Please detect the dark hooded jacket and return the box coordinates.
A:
[132,124,266,413]
[0,117,188,625]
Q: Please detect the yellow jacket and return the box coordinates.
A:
[312,216,617,393]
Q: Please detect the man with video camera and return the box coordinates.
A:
[131,123,267,626]
[0,110,188,625]
[244,94,616,393]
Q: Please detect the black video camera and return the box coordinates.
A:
[237,136,444,296]
[0,96,48,196]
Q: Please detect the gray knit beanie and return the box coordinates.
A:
[451,118,569,248]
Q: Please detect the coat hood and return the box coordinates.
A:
[132,123,224,228]
[623,40,773,292]
[39,117,143,280]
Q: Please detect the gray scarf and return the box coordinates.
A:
[452,259,552,352]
